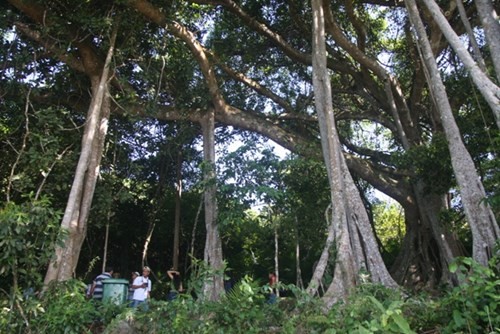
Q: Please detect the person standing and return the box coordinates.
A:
[87,266,114,300]
[166,269,182,301]
[267,272,277,304]
[131,266,152,309]
[128,271,139,303]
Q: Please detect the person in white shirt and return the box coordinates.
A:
[128,271,139,303]
[131,266,152,309]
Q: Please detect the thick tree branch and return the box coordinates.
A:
[206,48,296,115]
[127,0,227,115]
[14,22,86,73]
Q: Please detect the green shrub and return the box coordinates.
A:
[113,275,284,334]
[273,282,419,334]
[209,275,280,333]
[402,293,441,333]
[438,256,500,334]
[325,283,416,333]
[1,280,99,333]
[0,197,63,289]
[0,288,44,334]
[30,280,98,333]
[277,283,330,333]
[110,297,208,334]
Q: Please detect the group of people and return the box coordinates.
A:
[87,266,183,309]
[87,266,278,306]
[86,265,152,309]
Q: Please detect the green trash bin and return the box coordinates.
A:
[102,278,129,305]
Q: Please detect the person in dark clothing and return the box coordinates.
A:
[166,269,183,301]
[267,272,277,304]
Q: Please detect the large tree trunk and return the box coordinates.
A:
[309,0,397,307]
[414,184,463,281]
[391,191,465,289]
[201,108,224,301]
[308,0,355,302]
[391,205,442,289]
[44,35,115,283]
[320,0,456,291]
[342,164,399,288]
[405,0,500,266]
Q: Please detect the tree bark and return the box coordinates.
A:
[391,189,466,288]
[295,216,304,288]
[474,0,500,82]
[189,194,204,262]
[455,0,487,72]
[44,25,116,283]
[391,204,440,289]
[309,0,397,307]
[201,108,224,301]
[308,0,355,302]
[341,162,399,288]
[412,185,462,284]
[141,219,156,268]
[405,0,500,266]
[103,216,110,272]
[274,221,280,297]
[173,151,182,270]
[420,0,500,129]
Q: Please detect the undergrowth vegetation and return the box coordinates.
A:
[1,255,498,334]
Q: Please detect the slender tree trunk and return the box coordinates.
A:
[419,0,500,129]
[295,216,304,289]
[474,0,500,82]
[201,108,224,301]
[44,25,117,284]
[188,195,203,259]
[103,219,110,272]
[455,0,487,72]
[406,0,500,266]
[274,223,280,297]
[141,220,156,268]
[307,204,337,297]
[102,138,120,272]
[173,151,182,270]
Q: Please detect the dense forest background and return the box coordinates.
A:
[0,0,499,332]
